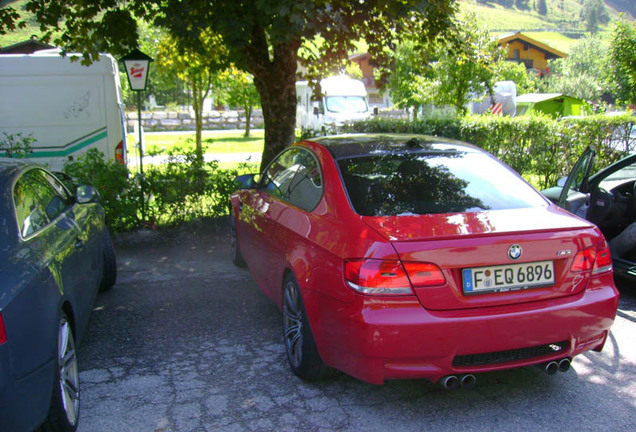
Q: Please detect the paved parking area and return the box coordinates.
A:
[76,226,636,432]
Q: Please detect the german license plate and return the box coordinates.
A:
[462,261,555,295]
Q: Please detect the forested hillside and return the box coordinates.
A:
[465,0,634,29]
[603,0,635,17]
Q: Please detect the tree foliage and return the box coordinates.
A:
[385,41,429,120]
[388,13,502,116]
[544,35,609,102]
[0,5,26,35]
[581,0,611,33]
[536,0,548,16]
[494,60,538,95]
[155,30,229,161]
[608,18,636,106]
[214,68,261,138]
[22,0,458,170]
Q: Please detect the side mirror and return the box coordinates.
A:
[373,106,379,115]
[556,176,568,188]
[75,185,100,204]
[313,106,320,116]
[234,174,259,190]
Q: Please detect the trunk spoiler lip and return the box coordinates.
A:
[360,207,595,243]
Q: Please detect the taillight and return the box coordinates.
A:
[571,242,612,275]
[403,262,446,287]
[0,313,6,345]
[345,259,412,294]
[571,247,595,272]
[115,141,126,165]
[593,241,612,274]
[344,259,445,295]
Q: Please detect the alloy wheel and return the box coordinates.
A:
[57,317,80,426]
[283,280,304,369]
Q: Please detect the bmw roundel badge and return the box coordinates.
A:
[508,244,522,260]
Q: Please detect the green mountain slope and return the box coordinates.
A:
[460,0,634,53]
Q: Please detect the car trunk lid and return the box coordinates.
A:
[361,207,603,310]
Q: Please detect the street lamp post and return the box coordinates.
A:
[120,48,153,226]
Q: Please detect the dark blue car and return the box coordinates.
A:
[0,159,116,432]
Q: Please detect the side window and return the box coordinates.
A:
[260,148,304,200]
[41,172,73,219]
[260,147,323,212]
[13,169,72,237]
[286,151,323,211]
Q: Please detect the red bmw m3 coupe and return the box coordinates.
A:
[229,134,619,387]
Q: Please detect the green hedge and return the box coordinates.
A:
[345,113,635,189]
[63,113,634,232]
[63,148,256,232]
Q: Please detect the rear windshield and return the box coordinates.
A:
[338,151,548,216]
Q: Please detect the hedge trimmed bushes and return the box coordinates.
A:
[63,147,255,232]
[63,113,634,232]
[345,113,635,189]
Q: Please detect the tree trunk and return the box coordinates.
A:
[244,29,300,172]
[191,78,204,162]
[244,105,252,138]
[191,74,212,163]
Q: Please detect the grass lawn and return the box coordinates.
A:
[127,130,265,158]
[140,130,265,155]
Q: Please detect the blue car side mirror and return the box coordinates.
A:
[234,174,259,190]
[75,185,100,204]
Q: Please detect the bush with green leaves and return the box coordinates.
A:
[347,113,634,189]
[143,145,246,228]
[0,132,35,158]
[63,149,139,231]
[62,147,249,232]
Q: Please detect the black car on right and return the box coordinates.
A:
[542,148,636,281]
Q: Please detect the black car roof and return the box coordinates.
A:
[308,134,481,159]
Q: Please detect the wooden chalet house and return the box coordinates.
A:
[498,32,567,77]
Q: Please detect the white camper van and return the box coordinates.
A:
[469,81,517,116]
[296,75,371,132]
[0,50,127,171]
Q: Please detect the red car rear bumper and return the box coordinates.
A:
[305,274,619,385]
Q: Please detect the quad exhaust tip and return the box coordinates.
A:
[440,374,476,391]
[440,358,571,390]
[558,358,571,372]
[539,357,572,375]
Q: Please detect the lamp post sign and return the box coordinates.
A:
[120,49,153,225]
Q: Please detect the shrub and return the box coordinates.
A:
[0,132,35,158]
[63,149,139,231]
[63,147,246,232]
[143,145,242,227]
[347,113,635,190]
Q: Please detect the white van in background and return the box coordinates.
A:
[296,75,372,132]
[0,50,127,171]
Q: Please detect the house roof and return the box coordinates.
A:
[0,37,55,54]
[498,32,567,59]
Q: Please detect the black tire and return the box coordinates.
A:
[230,207,246,268]
[42,313,80,432]
[99,229,117,292]
[282,274,330,379]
